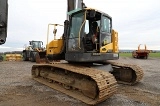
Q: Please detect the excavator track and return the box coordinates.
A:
[108,61,144,85]
[31,63,117,105]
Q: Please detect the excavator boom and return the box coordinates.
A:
[0,0,8,44]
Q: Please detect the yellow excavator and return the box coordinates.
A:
[31,0,144,105]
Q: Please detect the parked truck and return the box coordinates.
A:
[132,44,150,59]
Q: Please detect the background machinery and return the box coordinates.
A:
[31,0,144,105]
[22,40,45,62]
[132,44,150,59]
[0,0,8,45]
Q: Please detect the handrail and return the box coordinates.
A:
[47,24,63,51]
[78,10,86,49]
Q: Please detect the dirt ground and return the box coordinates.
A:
[0,57,160,106]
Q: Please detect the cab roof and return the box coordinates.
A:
[67,8,112,19]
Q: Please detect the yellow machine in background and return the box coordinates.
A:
[5,54,22,61]
[22,40,45,62]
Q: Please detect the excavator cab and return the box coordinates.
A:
[65,8,119,62]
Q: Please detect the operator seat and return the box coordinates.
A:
[91,21,100,44]
[84,21,100,52]
[91,21,100,51]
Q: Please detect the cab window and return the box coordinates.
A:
[69,12,84,38]
[101,16,111,33]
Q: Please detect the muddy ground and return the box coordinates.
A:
[0,57,160,106]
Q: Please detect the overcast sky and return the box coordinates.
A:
[0,0,160,52]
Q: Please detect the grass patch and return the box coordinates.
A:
[3,55,6,61]
[149,53,160,58]
[119,53,132,57]
[119,52,160,58]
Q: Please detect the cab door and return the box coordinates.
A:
[100,15,112,48]
[67,11,85,52]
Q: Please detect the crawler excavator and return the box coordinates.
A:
[31,0,144,105]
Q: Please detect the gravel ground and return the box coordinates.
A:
[0,57,160,106]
